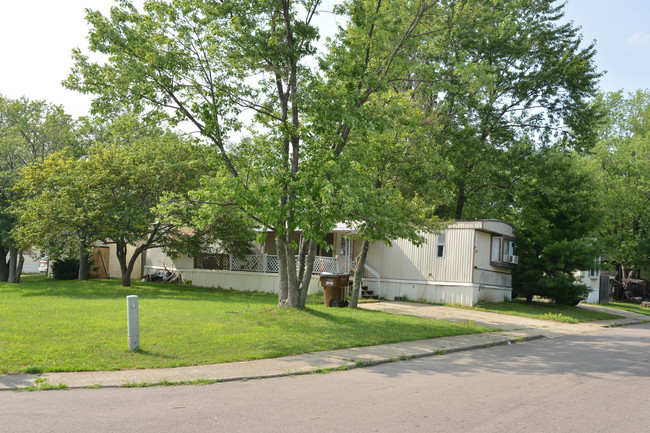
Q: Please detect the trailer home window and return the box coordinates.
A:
[436,232,446,258]
[491,236,502,262]
[503,240,515,262]
[589,258,600,279]
[491,236,516,266]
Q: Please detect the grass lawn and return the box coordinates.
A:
[596,301,650,316]
[0,275,491,374]
[467,300,623,323]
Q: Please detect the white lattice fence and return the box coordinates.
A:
[266,255,280,273]
[225,254,351,274]
[312,256,351,274]
[231,255,264,272]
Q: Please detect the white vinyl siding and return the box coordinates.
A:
[144,247,193,270]
[365,229,475,283]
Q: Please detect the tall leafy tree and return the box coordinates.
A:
[591,90,650,279]
[13,151,102,280]
[510,145,601,303]
[411,0,601,219]
[66,0,446,308]
[13,114,169,280]
[16,127,254,286]
[329,91,450,307]
[0,95,76,282]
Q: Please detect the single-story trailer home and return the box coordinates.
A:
[129,219,517,307]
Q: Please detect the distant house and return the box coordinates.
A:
[575,258,612,305]
[142,219,517,307]
[576,267,602,304]
[19,249,42,274]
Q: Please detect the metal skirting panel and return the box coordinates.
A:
[363,279,512,307]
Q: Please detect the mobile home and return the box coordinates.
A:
[141,219,517,306]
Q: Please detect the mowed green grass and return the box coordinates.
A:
[0,275,491,374]
[598,301,650,316]
[469,300,623,323]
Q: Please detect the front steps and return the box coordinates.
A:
[361,285,379,300]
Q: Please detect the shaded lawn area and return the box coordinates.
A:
[597,301,650,316]
[467,300,623,323]
[0,275,491,374]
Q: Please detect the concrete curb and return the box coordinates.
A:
[604,319,646,327]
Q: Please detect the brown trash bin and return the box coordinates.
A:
[320,273,350,307]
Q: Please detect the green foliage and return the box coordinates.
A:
[414,0,601,219]
[37,382,69,391]
[12,150,100,261]
[591,90,650,277]
[64,0,459,307]
[510,146,602,303]
[51,258,81,280]
[0,94,77,281]
[0,95,76,231]
[0,95,78,169]
[535,276,589,306]
[63,0,601,305]
[14,115,255,285]
[334,90,449,245]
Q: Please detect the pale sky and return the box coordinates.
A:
[563,0,650,95]
[0,0,648,119]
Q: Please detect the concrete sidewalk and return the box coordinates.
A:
[1,302,646,391]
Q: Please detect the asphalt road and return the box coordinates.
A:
[2,323,650,433]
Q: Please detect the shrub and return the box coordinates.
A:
[527,274,589,305]
[51,258,80,280]
[549,286,589,306]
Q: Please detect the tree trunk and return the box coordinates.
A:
[298,240,317,308]
[78,247,90,280]
[349,240,370,308]
[121,267,133,287]
[15,254,24,283]
[297,237,308,283]
[276,232,309,309]
[115,241,132,287]
[284,239,300,307]
[277,236,289,306]
[455,181,466,220]
[0,246,8,282]
[7,245,19,284]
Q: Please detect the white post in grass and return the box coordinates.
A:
[127,295,140,351]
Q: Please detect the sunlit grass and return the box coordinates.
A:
[0,275,491,374]
[596,301,650,316]
[467,300,623,323]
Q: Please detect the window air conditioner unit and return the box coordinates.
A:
[508,255,519,264]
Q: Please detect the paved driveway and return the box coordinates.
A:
[359,301,647,338]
